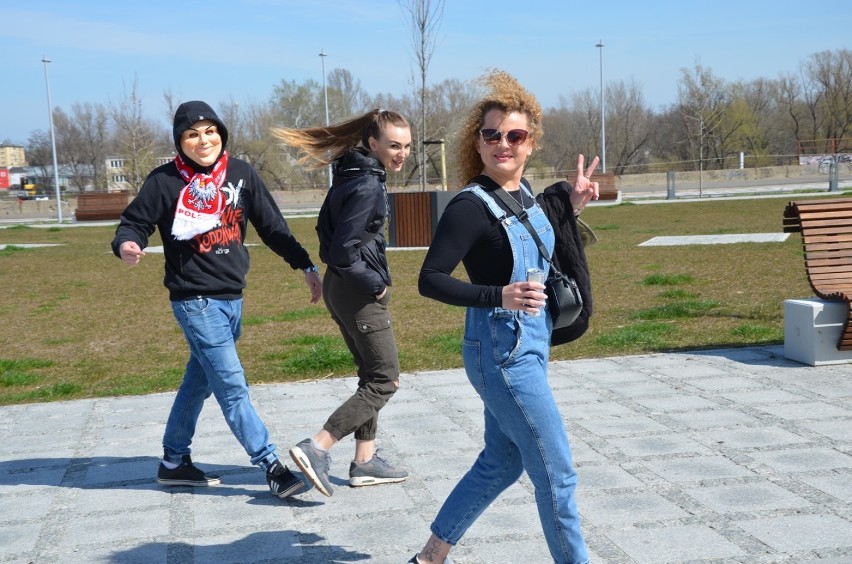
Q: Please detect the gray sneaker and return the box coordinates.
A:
[349,453,408,487]
[289,439,334,497]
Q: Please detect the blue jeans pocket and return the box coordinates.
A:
[462,338,484,393]
[180,296,209,315]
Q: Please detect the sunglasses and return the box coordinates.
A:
[479,128,529,146]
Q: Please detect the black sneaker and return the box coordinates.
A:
[157,455,221,487]
[266,459,305,498]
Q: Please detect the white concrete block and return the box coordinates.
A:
[784,298,852,366]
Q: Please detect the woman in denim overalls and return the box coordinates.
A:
[411,71,599,564]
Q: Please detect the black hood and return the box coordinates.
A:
[172,101,229,166]
[332,148,386,183]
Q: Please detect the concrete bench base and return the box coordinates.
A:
[784,298,852,366]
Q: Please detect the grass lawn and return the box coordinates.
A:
[0,193,831,405]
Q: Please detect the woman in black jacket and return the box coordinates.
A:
[272,110,412,497]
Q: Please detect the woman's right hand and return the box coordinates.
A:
[502,281,546,312]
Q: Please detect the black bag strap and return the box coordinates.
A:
[488,186,559,277]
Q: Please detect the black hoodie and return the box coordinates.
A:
[111,101,315,300]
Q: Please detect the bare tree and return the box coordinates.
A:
[24,130,53,186]
[110,78,163,193]
[328,68,369,119]
[269,78,333,189]
[803,49,852,150]
[601,80,652,175]
[677,63,731,169]
[398,0,445,190]
[540,94,594,175]
[51,107,89,191]
[71,102,110,190]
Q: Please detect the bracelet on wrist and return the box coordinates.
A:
[303,265,319,274]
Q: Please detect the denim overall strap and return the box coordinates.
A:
[462,183,553,289]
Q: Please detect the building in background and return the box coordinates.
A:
[106,155,172,191]
[0,145,27,168]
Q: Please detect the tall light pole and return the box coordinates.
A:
[595,40,606,174]
[319,48,332,186]
[42,56,62,222]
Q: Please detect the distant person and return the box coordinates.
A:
[411,71,598,564]
[111,100,322,499]
[271,110,412,497]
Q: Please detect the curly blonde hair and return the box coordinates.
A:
[271,109,409,169]
[457,69,543,184]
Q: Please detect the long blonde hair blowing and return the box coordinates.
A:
[458,70,543,184]
[272,109,410,169]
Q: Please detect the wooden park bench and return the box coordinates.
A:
[783,197,852,350]
[75,192,129,221]
[590,171,619,201]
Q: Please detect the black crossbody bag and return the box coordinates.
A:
[490,187,583,330]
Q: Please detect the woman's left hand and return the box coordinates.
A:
[570,154,601,215]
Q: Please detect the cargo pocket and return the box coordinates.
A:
[354,304,392,335]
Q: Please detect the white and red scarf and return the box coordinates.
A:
[171,151,228,241]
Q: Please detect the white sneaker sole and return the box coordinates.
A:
[349,474,408,487]
[156,477,220,487]
[289,445,333,497]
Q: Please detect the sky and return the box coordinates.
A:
[1,0,849,146]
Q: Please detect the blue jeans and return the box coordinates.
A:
[163,297,277,470]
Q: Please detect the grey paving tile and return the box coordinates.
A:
[603,524,748,563]
[752,401,851,420]
[665,408,764,430]
[687,376,767,392]
[697,425,811,449]
[579,490,691,525]
[718,389,812,404]
[799,420,852,442]
[604,433,713,458]
[735,514,852,552]
[633,394,722,412]
[641,455,756,482]
[577,415,671,437]
[578,464,645,490]
[683,480,813,513]
[795,471,852,503]
[748,447,852,473]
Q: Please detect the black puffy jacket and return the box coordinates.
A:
[316,148,391,296]
[536,181,593,345]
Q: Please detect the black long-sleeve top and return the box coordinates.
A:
[111,157,315,301]
[418,175,537,308]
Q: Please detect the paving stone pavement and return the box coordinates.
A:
[1,345,850,564]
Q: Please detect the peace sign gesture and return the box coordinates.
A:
[569,154,600,215]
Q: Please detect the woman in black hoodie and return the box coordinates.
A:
[273,110,412,497]
[112,101,322,499]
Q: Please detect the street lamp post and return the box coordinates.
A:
[319,49,332,186]
[595,40,606,174]
[42,56,62,222]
